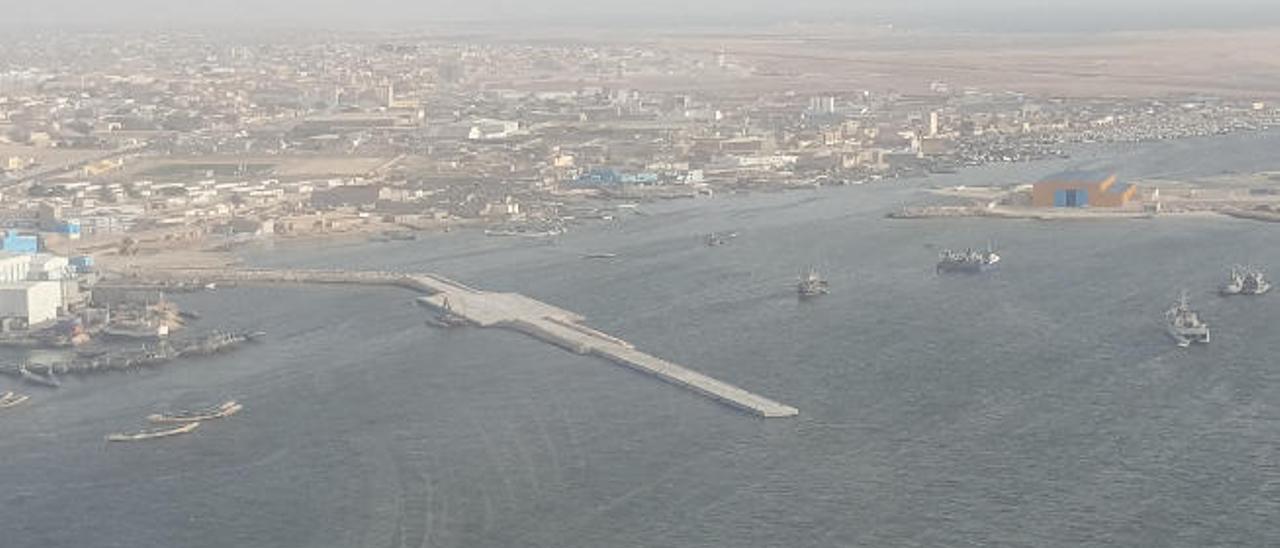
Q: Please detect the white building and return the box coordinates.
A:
[0,281,61,326]
[28,254,71,281]
[0,252,31,283]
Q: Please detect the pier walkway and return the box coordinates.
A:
[130,268,799,418]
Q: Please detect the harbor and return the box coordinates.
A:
[122,267,799,418]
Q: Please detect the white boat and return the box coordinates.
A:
[0,391,30,409]
[147,400,241,423]
[106,421,200,442]
[1166,291,1210,347]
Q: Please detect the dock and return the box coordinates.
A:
[128,268,799,418]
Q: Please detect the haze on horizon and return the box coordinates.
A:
[6,0,1280,32]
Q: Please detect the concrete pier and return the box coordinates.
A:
[131,268,799,418]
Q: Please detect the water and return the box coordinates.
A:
[4,130,1280,547]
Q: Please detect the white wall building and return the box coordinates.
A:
[0,252,32,283]
[0,281,61,325]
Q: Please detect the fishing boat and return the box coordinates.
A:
[0,391,30,409]
[106,421,199,442]
[1166,291,1210,347]
[18,366,60,388]
[147,400,241,423]
[797,267,830,298]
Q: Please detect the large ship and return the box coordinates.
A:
[147,400,241,423]
[936,245,1001,274]
[1221,266,1271,296]
[797,268,830,298]
[1166,291,1210,347]
[106,421,199,442]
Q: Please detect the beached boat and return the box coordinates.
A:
[106,421,199,442]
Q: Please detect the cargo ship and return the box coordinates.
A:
[1166,291,1210,347]
[147,400,241,423]
[106,421,199,442]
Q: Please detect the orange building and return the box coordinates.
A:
[1031,170,1136,208]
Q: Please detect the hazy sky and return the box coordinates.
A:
[6,0,1280,31]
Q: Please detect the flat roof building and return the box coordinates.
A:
[1032,170,1137,208]
[0,281,61,326]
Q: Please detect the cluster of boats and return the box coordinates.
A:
[107,400,241,442]
[0,330,266,386]
[797,242,1000,299]
[0,390,30,409]
[1165,267,1270,348]
[792,239,1263,351]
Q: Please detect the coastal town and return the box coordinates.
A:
[0,29,1279,354]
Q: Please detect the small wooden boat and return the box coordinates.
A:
[106,422,199,442]
[147,400,241,423]
[0,391,29,409]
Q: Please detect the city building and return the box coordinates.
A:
[1032,170,1137,208]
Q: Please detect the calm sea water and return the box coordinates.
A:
[3,131,1280,547]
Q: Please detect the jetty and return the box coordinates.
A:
[126,268,799,418]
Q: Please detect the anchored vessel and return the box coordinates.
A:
[106,421,199,442]
[1166,292,1210,347]
[705,231,738,247]
[1222,265,1271,295]
[936,245,1001,274]
[147,400,241,423]
[797,267,830,298]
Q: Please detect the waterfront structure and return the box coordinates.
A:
[136,268,800,418]
[1031,170,1137,207]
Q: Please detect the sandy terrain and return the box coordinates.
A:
[490,26,1280,98]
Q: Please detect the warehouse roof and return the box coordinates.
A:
[1037,169,1117,185]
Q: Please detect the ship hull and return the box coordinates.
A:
[1168,325,1210,346]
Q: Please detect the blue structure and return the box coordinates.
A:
[3,231,40,254]
[573,168,660,187]
[1053,188,1088,207]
